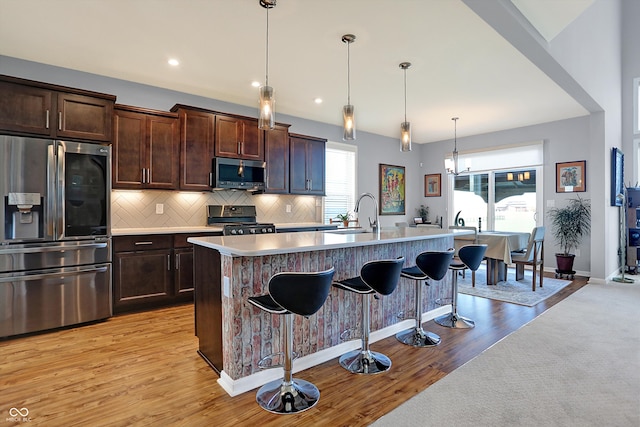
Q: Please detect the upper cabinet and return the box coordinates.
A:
[289,133,326,196]
[214,114,264,161]
[113,105,179,190]
[0,75,114,142]
[171,105,216,191]
[264,124,291,194]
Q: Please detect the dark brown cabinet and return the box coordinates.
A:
[0,75,114,142]
[172,105,216,191]
[113,235,174,313]
[113,105,179,190]
[113,232,222,313]
[264,124,291,193]
[289,133,326,195]
[214,114,263,161]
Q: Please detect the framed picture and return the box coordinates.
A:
[424,173,441,197]
[556,160,586,193]
[611,147,624,206]
[379,164,406,215]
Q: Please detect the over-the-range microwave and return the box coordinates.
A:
[212,157,265,191]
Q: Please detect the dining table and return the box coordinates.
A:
[455,230,531,285]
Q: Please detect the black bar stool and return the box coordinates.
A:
[396,249,455,347]
[333,257,405,374]
[247,267,335,414]
[434,244,487,329]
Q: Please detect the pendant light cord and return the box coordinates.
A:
[347,40,351,105]
[265,6,270,86]
[403,68,407,122]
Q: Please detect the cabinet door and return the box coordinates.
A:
[305,137,326,195]
[147,115,179,189]
[264,125,289,193]
[174,248,194,301]
[57,92,113,142]
[215,115,264,160]
[289,136,309,194]
[113,109,145,189]
[0,81,53,136]
[113,249,173,312]
[178,109,215,191]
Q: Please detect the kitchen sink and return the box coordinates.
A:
[325,228,370,235]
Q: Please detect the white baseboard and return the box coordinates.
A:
[216,305,451,397]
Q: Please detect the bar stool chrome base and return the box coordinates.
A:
[256,378,320,414]
[434,312,475,329]
[339,349,391,374]
[396,327,441,347]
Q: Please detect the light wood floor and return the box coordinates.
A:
[1,273,588,427]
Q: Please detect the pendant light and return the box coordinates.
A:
[342,34,356,141]
[399,62,412,152]
[444,117,469,175]
[258,0,276,130]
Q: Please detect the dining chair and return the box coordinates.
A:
[510,226,545,291]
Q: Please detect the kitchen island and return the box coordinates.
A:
[188,227,472,396]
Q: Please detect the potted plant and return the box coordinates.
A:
[417,205,429,223]
[335,212,352,228]
[547,195,591,273]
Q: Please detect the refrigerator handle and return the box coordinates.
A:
[55,142,65,240]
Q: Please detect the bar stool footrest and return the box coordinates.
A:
[257,351,299,369]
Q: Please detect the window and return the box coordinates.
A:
[449,142,543,232]
[324,141,357,223]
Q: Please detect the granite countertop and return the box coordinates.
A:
[188,227,473,257]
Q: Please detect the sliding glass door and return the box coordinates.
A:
[452,168,539,232]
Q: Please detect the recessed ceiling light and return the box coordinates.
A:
[168,58,180,66]
[251,81,261,88]
[314,98,323,104]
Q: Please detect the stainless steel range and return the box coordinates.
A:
[0,136,111,338]
[206,205,275,236]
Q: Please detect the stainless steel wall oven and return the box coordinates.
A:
[0,136,111,338]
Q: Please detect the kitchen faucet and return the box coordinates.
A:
[355,193,379,235]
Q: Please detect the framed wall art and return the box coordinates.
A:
[424,173,441,197]
[379,164,406,215]
[611,147,624,206]
[556,160,586,193]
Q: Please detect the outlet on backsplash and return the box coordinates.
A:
[286,204,291,213]
[156,203,164,214]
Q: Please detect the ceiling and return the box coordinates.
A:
[0,0,594,143]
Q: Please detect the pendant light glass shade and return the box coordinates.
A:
[258,85,275,130]
[400,121,411,152]
[343,104,356,140]
[258,0,276,130]
[342,34,356,141]
[399,62,412,152]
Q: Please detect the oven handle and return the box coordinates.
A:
[0,264,109,283]
[0,242,108,255]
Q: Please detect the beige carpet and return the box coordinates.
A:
[372,283,640,427]
[457,266,572,306]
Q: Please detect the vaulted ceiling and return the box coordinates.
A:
[0,0,595,143]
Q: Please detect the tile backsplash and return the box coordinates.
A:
[111,190,321,229]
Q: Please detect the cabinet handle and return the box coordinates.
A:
[309,179,312,190]
[167,255,171,271]
[237,141,241,155]
[175,254,180,270]
[147,168,151,184]
[134,241,153,246]
[45,110,50,129]
[141,168,146,184]
[209,172,213,187]
[58,112,62,130]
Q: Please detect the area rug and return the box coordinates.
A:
[456,265,572,306]
[372,282,640,427]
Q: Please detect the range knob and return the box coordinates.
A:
[267,228,274,233]
[250,229,257,234]
[237,229,244,235]
[230,229,237,235]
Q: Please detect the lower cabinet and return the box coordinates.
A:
[113,232,220,313]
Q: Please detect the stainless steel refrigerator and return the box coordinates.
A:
[0,135,112,338]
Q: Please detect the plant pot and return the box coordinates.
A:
[343,221,349,228]
[555,253,575,272]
